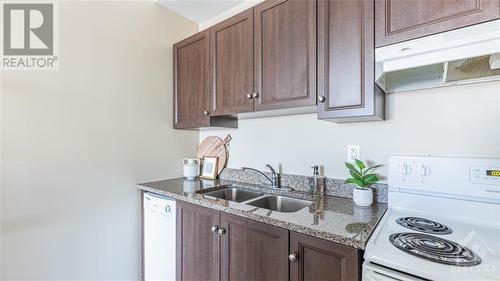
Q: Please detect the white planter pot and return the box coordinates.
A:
[353,187,373,207]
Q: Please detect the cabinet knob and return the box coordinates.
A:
[318,96,326,103]
[211,225,219,233]
[203,110,210,116]
[246,93,253,100]
[288,253,298,262]
[252,92,259,99]
[216,227,226,235]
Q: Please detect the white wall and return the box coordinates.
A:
[201,82,500,179]
[1,2,198,280]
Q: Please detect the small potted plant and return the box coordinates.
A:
[345,160,381,206]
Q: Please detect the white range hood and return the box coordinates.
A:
[376,19,500,93]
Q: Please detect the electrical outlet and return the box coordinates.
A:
[347,145,360,163]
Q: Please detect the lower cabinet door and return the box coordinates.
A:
[177,201,220,281]
[220,213,289,281]
[290,231,361,281]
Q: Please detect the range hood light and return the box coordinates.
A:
[490,53,500,70]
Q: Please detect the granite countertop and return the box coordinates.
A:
[137,177,387,250]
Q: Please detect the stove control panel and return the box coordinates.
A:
[389,156,500,203]
[470,166,500,185]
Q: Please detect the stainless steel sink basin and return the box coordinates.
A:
[201,187,263,203]
[245,195,312,213]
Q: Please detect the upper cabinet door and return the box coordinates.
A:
[375,0,500,47]
[289,231,361,281]
[210,10,254,115]
[173,31,211,129]
[318,0,383,121]
[254,0,317,111]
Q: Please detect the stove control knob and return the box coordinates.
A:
[400,164,412,175]
[419,165,430,176]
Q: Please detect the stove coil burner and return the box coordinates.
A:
[397,217,452,235]
[389,232,482,266]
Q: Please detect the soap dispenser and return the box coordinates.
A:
[309,166,325,195]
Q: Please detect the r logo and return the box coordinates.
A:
[3,3,53,56]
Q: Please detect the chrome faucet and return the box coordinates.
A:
[242,164,281,189]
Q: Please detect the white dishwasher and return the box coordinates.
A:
[143,192,176,281]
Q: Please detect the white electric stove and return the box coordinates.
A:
[363,155,500,281]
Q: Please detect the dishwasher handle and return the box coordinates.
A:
[144,192,175,216]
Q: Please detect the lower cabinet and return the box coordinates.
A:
[176,201,220,281]
[176,201,361,281]
[290,231,361,281]
[220,213,289,281]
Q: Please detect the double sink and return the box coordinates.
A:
[197,187,313,213]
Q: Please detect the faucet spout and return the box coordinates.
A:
[241,164,281,189]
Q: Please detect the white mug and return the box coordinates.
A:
[183,158,200,179]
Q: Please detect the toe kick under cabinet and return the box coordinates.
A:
[176,201,361,281]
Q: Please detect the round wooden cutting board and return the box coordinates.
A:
[196,135,232,175]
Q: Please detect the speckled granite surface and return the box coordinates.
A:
[220,168,388,203]
[137,177,387,250]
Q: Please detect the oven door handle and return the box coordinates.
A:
[363,261,425,281]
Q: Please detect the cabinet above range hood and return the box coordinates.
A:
[376,20,500,93]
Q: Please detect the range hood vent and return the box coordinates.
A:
[447,55,500,82]
[376,20,500,93]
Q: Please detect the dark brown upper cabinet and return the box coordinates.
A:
[290,231,361,281]
[220,213,289,281]
[174,0,401,127]
[176,201,221,281]
[317,0,384,122]
[210,10,254,116]
[173,31,211,129]
[253,0,317,111]
[375,0,500,47]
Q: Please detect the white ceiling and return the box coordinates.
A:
[158,0,246,24]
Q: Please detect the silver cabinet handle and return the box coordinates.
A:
[246,93,253,100]
[216,227,226,235]
[211,225,219,233]
[252,92,259,99]
[203,110,210,116]
[318,96,326,103]
[288,253,298,262]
